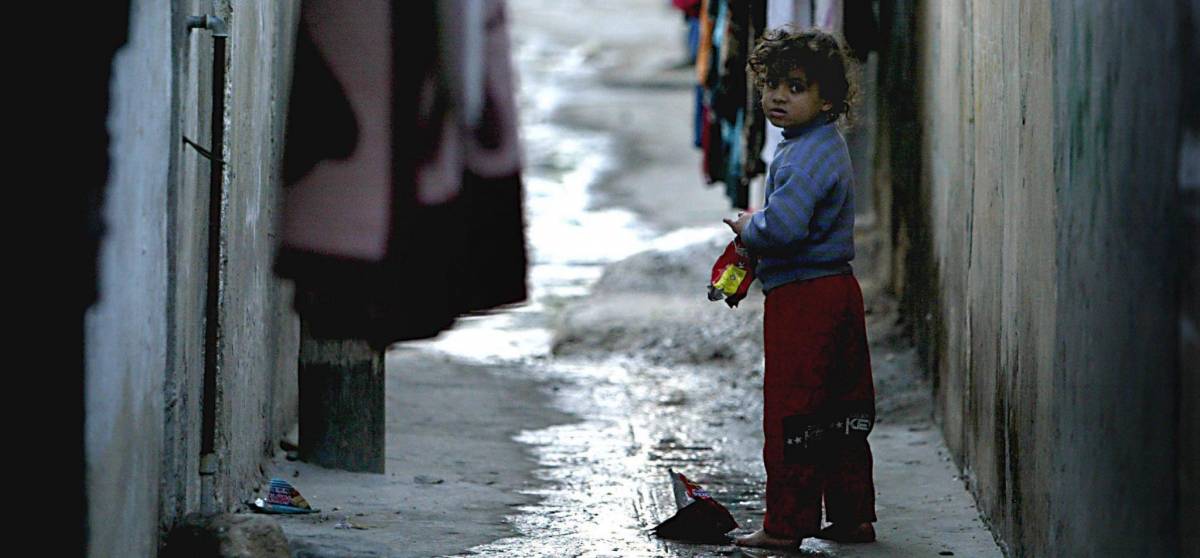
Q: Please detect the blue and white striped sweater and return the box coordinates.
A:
[741,121,856,292]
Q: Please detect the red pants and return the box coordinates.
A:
[761,274,877,538]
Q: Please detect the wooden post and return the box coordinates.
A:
[298,321,385,473]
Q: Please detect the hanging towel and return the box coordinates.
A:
[276,0,526,346]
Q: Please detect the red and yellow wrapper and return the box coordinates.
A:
[707,238,756,307]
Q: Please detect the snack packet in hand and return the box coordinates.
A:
[707,238,756,307]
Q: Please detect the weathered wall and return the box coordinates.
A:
[88,1,300,553]
[910,2,1057,554]
[161,0,211,532]
[161,0,300,527]
[1180,122,1199,558]
[882,0,1187,555]
[1179,4,1199,556]
[1050,2,1181,555]
[207,0,301,513]
[86,1,172,554]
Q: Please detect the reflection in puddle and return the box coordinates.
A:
[407,7,779,558]
[463,359,762,557]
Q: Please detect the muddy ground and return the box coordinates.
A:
[551,226,932,428]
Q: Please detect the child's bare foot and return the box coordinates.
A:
[734,528,801,549]
[814,522,876,543]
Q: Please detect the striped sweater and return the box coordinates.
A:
[740,120,856,292]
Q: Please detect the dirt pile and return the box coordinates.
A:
[553,227,933,425]
[552,234,766,369]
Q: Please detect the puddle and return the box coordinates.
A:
[402,4,768,556]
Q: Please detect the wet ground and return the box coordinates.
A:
[271,1,1004,556]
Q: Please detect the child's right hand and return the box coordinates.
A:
[722,210,755,236]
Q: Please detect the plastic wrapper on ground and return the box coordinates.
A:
[248,478,319,514]
[652,469,739,544]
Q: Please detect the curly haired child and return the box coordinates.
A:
[722,27,877,550]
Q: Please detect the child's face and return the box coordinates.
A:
[761,68,832,129]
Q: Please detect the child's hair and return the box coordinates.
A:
[747,27,857,124]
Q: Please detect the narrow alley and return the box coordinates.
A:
[75,1,1197,557]
[268,1,999,555]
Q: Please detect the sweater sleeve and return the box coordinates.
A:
[740,164,829,256]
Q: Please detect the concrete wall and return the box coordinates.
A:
[207,0,301,513]
[1050,3,1181,555]
[160,0,210,532]
[879,0,1189,555]
[87,1,172,554]
[1180,5,1199,556]
[903,3,1059,553]
[88,1,300,554]
[1180,122,1199,558]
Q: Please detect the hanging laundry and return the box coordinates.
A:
[815,0,844,31]
[676,0,706,147]
[417,0,527,315]
[276,0,526,347]
[698,0,721,183]
[698,0,766,210]
[742,0,769,183]
[696,0,715,87]
[843,0,880,62]
[716,0,749,211]
[700,0,729,192]
[454,0,528,314]
[281,0,396,264]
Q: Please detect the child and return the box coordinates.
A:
[722,27,877,550]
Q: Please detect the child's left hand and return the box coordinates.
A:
[722,210,755,236]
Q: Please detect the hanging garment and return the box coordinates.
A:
[417,0,488,206]
[436,1,486,130]
[455,0,527,313]
[673,0,703,18]
[765,0,799,31]
[281,0,396,263]
[722,110,747,208]
[815,0,843,31]
[416,0,527,314]
[696,0,715,85]
[701,100,717,181]
[701,0,726,184]
[699,0,766,209]
[695,0,714,151]
[741,0,768,183]
[719,0,755,209]
[705,0,746,202]
[277,0,526,347]
[842,0,879,62]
